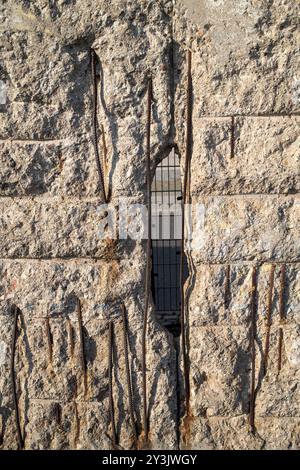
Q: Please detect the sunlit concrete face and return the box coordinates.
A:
[0,0,299,450]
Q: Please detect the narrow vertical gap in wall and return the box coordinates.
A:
[151,147,189,337]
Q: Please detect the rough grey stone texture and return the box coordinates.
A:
[0,0,299,450]
[174,0,299,450]
[177,0,300,115]
[0,259,177,449]
[188,195,300,263]
[190,116,300,196]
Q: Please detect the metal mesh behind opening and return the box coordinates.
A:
[151,149,188,336]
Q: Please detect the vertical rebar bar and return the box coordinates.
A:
[142,76,153,441]
[230,116,235,159]
[45,316,53,364]
[10,305,24,450]
[121,304,138,448]
[108,321,117,448]
[73,401,80,447]
[91,48,107,202]
[180,49,192,413]
[277,264,286,373]
[76,297,87,398]
[263,264,275,375]
[67,318,74,358]
[249,266,258,433]
[224,264,231,309]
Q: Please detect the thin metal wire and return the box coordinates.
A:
[10,305,24,449]
[90,48,107,202]
[278,264,286,373]
[249,266,258,433]
[180,49,192,413]
[142,76,153,441]
[121,304,138,448]
[108,321,117,448]
[76,297,87,398]
[263,264,275,375]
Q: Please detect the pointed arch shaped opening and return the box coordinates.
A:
[151,148,189,336]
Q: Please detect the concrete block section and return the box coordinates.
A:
[189,325,250,417]
[181,415,300,450]
[0,198,126,258]
[0,140,102,197]
[25,400,111,450]
[188,195,300,263]
[176,0,300,115]
[190,116,300,196]
[188,263,300,327]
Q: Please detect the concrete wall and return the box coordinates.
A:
[0,0,299,449]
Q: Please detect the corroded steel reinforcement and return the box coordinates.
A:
[76,297,87,397]
[141,76,153,441]
[249,266,258,433]
[180,49,192,413]
[108,321,117,448]
[224,264,231,309]
[91,48,107,202]
[263,264,275,375]
[230,116,235,159]
[10,305,24,449]
[278,264,286,373]
[121,304,138,448]
[45,316,53,364]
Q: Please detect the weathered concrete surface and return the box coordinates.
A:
[0,0,299,450]
[187,262,300,448]
[0,259,177,449]
[174,0,300,451]
[176,0,300,115]
[190,116,300,196]
[187,195,300,263]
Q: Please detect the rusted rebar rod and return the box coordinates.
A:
[121,304,138,448]
[90,48,107,202]
[108,321,117,448]
[224,264,231,309]
[10,305,24,449]
[249,266,258,433]
[141,76,153,441]
[180,48,192,413]
[67,318,74,358]
[230,116,235,159]
[263,264,275,375]
[277,264,286,373]
[76,297,87,398]
[45,316,53,364]
[73,401,80,447]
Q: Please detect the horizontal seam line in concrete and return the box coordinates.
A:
[1,401,299,419]
[0,195,143,202]
[193,260,300,265]
[191,193,300,198]
[0,193,299,202]
[0,258,299,264]
[0,256,117,261]
[195,113,300,119]
[0,139,67,144]
[191,415,300,420]
[189,323,298,330]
